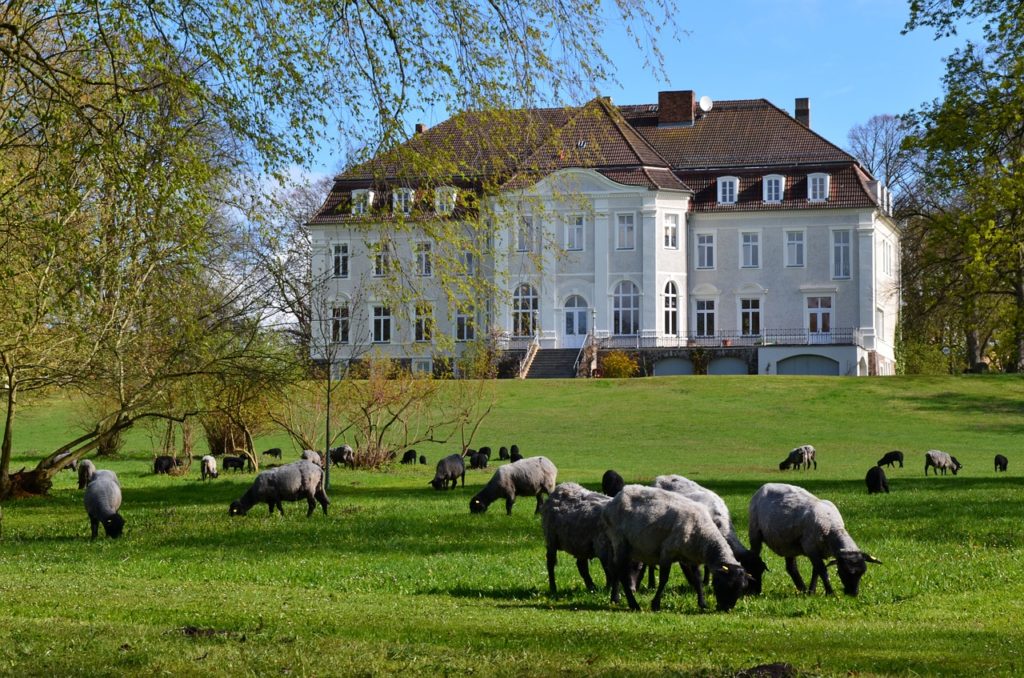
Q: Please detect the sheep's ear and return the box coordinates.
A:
[863,553,883,564]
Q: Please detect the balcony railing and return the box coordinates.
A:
[599,328,861,350]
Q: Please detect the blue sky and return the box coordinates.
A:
[309,0,981,177]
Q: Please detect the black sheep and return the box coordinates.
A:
[865,466,889,494]
[419,455,427,465]
[262,447,283,459]
[430,454,465,490]
[469,452,489,470]
[601,469,625,496]
[510,449,524,463]
[498,446,510,460]
[477,446,491,459]
[223,455,246,472]
[401,449,417,464]
[995,454,1008,472]
[877,450,904,468]
[153,455,181,474]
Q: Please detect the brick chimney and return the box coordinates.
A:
[658,90,695,127]
[415,122,428,134]
[795,98,810,127]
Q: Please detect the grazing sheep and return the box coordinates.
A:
[329,445,355,468]
[541,482,614,593]
[54,451,77,472]
[468,451,489,470]
[602,485,749,612]
[419,455,427,465]
[865,466,888,494]
[877,450,904,468]
[77,459,96,489]
[653,475,768,593]
[430,454,466,491]
[223,455,246,472]
[510,449,524,463]
[201,455,218,481]
[924,450,962,476]
[262,447,283,459]
[153,455,181,474]
[84,470,125,539]
[400,450,417,465]
[995,454,1008,473]
[601,469,625,497]
[779,445,816,471]
[228,460,329,517]
[469,456,557,515]
[477,446,491,459]
[301,449,323,466]
[748,483,880,596]
[498,446,510,461]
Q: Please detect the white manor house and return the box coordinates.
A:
[310,90,900,377]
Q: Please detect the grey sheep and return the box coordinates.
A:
[54,450,77,472]
[748,483,880,597]
[77,459,96,489]
[653,475,768,593]
[330,445,355,468]
[469,456,557,515]
[228,460,330,517]
[430,454,465,490]
[779,444,816,471]
[84,469,125,539]
[301,449,323,466]
[201,455,218,481]
[924,450,962,476]
[541,482,614,593]
[602,485,748,612]
[865,466,888,494]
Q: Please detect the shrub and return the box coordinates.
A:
[600,351,639,378]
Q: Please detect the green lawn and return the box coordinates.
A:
[2,375,1024,676]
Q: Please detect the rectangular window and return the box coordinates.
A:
[393,189,414,215]
[697,233,715,269]
[696,299,716,337]
[616,214,635,250]
[331,305,349,344]
[332,243,349,278]
[809,174,830,201]
[565,215,584,251]
[456,307,475,342]
[718,177,738,204]
[664,213,679,249]
[882,240,893,276]
[412,359,433,375]
[741,232,760,268]
[435,188,456,215]
[807,296,832,334]
[351,190,371,215]
[372,306,391,343]
[833,230,851,279]
[373,243,391,277]
[785,231,804,267]
[415,304,432,342]
[458,250,476,276]
[517,216,534,252]
[740,299,761,336]
[764,176,783,203]
[876,307,885,338]
[416,242,432,277]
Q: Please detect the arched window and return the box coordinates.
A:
[512,284,539,337]
[613,281,640,336]
[663,281,678,336]
[564,294,588,338]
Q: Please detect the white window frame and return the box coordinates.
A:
[616,213,636,250]
[663,281,679,336]
[876,307,885,338]
[415,242,433,277]
[458,250,476,276]
[881,239,893,276]
[455,307,475,342]
[694,298,716,337]
[434,187,457,215]
[332,242,349,278]
[664,213,679,250]
[785,230,805,268]
[717,176,739,205]
[808,173,830,202]
[612,280,640,336]
[512,284,539,337]
[415,303,433,343]
[740,231,761,269]
[696,232,715,270]
[393,188,414,215]
[763,174,785,203]
[373,242,391,277]
[351,189,372,216]
[832,229,851,279]
[412,358,433,375]
[739,298,761,337]
[565,215,584,251]
[372,305,392,343]
[805,296,833,336]
[516,216,535,253]
[331,303,349,344]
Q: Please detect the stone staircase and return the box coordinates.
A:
[525,348,581,379]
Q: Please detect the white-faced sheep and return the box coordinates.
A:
[201,455,218,481]
[469,456,557,515]
[602,485,749,612]
[77,459,96,489]
[228,460,329,517]
[653,475,768,593]
[541,482,615,593]
[865,466,888,494]
[748,483,880,596]
[84,470,125,539]
[430,454,465,490]
[995,454,1008,472]
[924,450,962,476]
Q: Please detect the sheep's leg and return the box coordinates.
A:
[316,488,330,514]
[90,517,99,540]
[505,497,515,515]
[575,558,598,592]
[785,557,807,592]
[809,558,833,595]
[680,563,706,610]
[267,502,275,516]
[702,564,711,586]
[615,545,641,611]
[276,501,285,516]
[651,558,673,612]
[546,548,558,594]
[306,496,316,517]
[534,494,544,514]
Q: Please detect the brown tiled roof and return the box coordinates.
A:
[599,167,691,192]
[681,165,877,212]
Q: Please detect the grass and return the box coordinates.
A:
[2,375,1024,676]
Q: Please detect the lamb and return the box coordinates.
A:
[400,450,417,464]
[429,454,466,490]
[301,449,323,466]
[201,455,218,481]
[419,455,427,465]
[228,460,329,517]
[541,482,614,593]
[77,459,96,489]
[877,450,904,468]
[477,446,491,459]
[498,446,510,460]
[468,451,489,470]
[222,455,246,472]
[601,469,625,497]
[653,475,768,593]
[995,454,1008,472]
[84,470,125,539]
[865,466,888,494]
[924,450,962,476]
[602,485,749,612]
[748,483,881,596]
[469,456,557,515]
[153,455,181,474]
[262,447,283,459]
[329,445,355,468]
[779,445,816,471]
[510,449,524,463]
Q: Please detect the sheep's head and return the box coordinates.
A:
[738,552,768,595]
[951,457,963,474]
[228,501,248,517]
[711,564,748,611]
[778,460,791,471]
[429,479,445,491]
[831,550,882,596]
[102,514,125,538]
[469,496,488,513]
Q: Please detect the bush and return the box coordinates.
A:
[599,351,639,378]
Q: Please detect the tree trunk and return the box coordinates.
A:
[965,329,985,373]
[1013,277,1024,373]
[0,378,17,500]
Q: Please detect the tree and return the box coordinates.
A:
[846,114,918,213]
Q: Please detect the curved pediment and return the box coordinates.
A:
[525,169,643,196]
[692,283,720,296]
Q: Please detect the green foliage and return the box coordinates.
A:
[598,350,638,378]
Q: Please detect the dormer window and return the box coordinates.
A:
[717,176,738,205]
[763,174,785,203]
[435,187,457,215]
[351,189,373,215]
[808,173,830,202]
[393,188,414,215]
